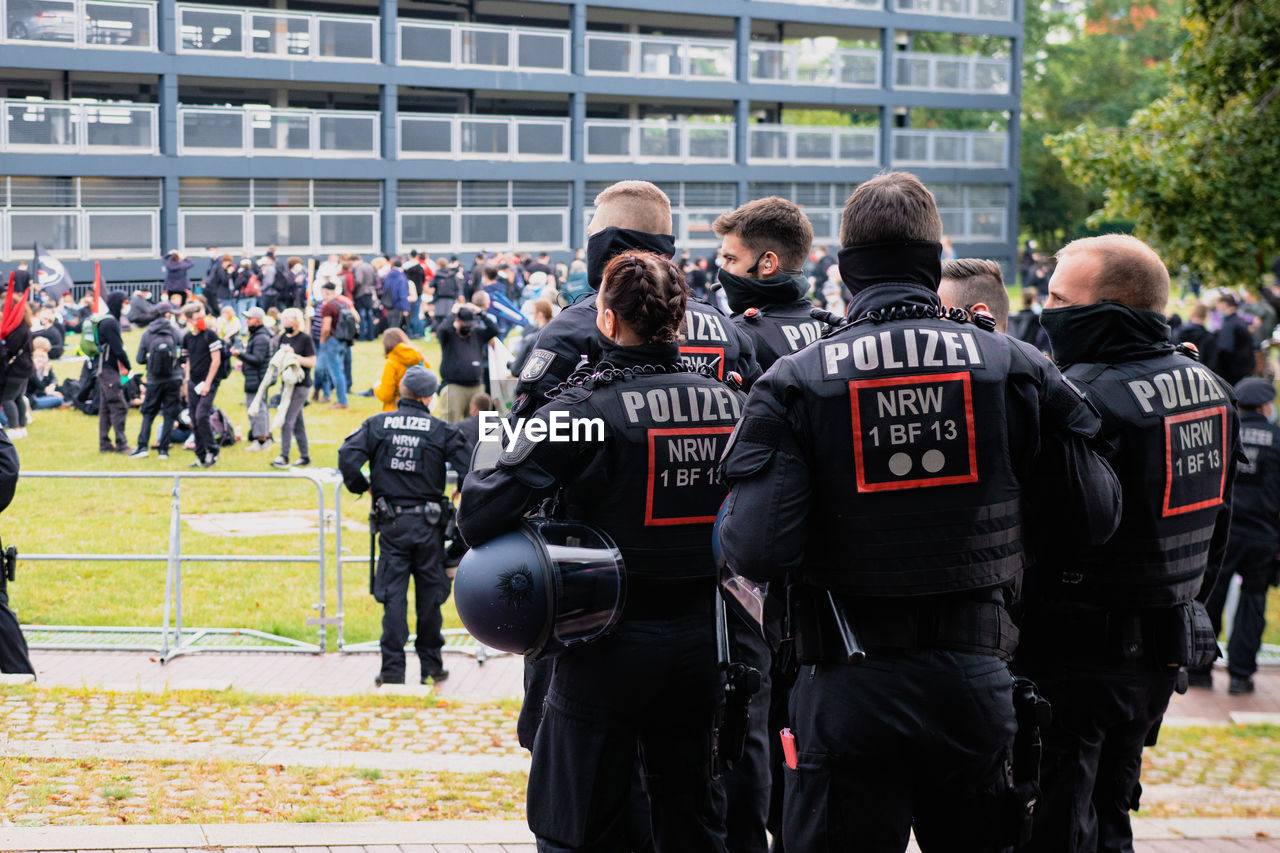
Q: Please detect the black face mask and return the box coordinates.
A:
[585,227,677,290]
[837,241,942,294]
[1039,301,1172,366]
[714,268,809,314]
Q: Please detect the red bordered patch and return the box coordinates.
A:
[1162,406,1228,517]
[644,426,735,526]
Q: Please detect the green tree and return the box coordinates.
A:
[1051,0,1280,286]
[1020,0,1186,249]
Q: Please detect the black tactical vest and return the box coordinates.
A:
[513,295,760,413]
[1057,353,1238,606]
[732,302,825,371]
[755,286,1060,598]
[1231,412,1280,544]
[508,342,745,580]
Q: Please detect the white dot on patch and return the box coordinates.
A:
[889,452,913,477]
[922,449,946,473]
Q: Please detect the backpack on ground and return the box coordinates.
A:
[77,313,109,357]
[145,329,178,381]
[335,306,358,344]
[209,408,238,447]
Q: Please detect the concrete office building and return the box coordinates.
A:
[0,0,1022,283]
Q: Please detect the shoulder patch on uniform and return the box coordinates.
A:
[520,349,556,383]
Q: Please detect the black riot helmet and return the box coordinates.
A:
[455,518,626,660]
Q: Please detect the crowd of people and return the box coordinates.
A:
[4,172,1280,853]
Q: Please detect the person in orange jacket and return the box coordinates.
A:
[374,327,427,412]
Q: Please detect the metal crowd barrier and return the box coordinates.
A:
[329,475,499,662]
[18,470,333,662]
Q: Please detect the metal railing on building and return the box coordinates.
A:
[176,3,378,62]
[177,105,379,158]
[752,0,881,7]
[177,207,380,255]
[747,123,879,166]
[398,114,570,161]
[0,0,155,49]
[894,51,1011,94]
[1,207,158,260]
[398,19,569,73]
[583,119,735,164]
[2,98,158,154]
[396,207,570,254]
[895,0,1013,20]
[585,31,735,81]
[749,43,881,88]
[891,128,1008,168]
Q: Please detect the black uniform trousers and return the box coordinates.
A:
[784,650,1015,853]
[0,583,33,675]
[98,364,129,452]
[374,513,449,683]
[1201,535,1277,679]
[1016,659,1178,853]
[528,610,727,853]
[715,618,773,853]
[186,380,220,462]
[137,378,182,452]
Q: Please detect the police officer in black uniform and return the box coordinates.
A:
[713,197,824,372]
[339,366,470,686]
[1016,234,1240,853]
[512,179,760,418]
[459,251,740,853]
[711,195,824,853]
[1191,376,1279,694]
[510,179,760,757]
[720,173,1122,852]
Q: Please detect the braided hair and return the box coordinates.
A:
[599,251,688,344]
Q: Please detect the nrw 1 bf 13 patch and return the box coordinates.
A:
[849,372,978,492]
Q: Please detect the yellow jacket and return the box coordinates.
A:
[376,343,427,411]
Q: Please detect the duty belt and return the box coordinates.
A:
[382,500,445,526]
[834,595,1019,661]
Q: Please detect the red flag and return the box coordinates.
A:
[0,271,31,339]
[93,261,102,313]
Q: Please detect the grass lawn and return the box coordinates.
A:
[5,328,483,647]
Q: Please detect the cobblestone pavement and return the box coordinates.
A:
[0,690,524,759]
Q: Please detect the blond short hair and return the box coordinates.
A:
[280,307,305,328]
[593,181,672,234]
[1056,234,1170,313]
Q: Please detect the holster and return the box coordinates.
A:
[1003,676,1052,848]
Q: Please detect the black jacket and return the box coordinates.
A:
[97,293,130,373]
[339,398,470,502]
[721,283,1121,599]
[237,323,273,393]
[435,312,498,386]
[32,323,64,360]
[136,316,181,383]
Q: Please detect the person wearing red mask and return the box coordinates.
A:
[180,300,223,468]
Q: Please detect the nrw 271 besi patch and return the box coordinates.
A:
[520,349,557,383]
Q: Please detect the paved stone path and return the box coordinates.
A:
[5,818,1280,852]
[23,649,525,701]
[5,651,1279,850]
